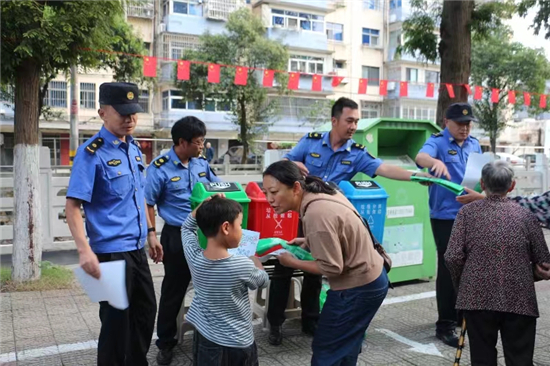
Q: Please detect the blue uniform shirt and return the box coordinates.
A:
[67,126,148,254]
[284,132,383,184]
[145,147,221,227]
[418,128,482,220]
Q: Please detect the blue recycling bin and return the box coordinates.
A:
[338,180,389,243]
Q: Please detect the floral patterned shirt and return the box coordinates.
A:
[445,196,550,317]
[512,191,550,228]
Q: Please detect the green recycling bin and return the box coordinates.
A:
[319,118,440,283]
[190,182,251,249]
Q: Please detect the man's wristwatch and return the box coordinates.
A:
[147,227,156,233]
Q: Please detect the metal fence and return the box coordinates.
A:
[1,148,549,254]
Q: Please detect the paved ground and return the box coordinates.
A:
[2,242,550,365]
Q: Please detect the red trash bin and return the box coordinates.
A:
[245,182,299,241]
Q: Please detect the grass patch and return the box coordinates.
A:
[1,261,75,292]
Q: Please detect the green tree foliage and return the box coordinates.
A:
[471,27,550,152]
[397,0,516,127]
[175,8,289,163]
[518,0,550,39]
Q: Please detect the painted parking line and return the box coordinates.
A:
[0,291,437,362]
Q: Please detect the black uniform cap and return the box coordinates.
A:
[99,82,143,116]
[445,103,477,123]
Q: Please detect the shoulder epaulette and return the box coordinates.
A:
[132,140,141,148]
[351,143,366,150]
[153,155,170,168]
[198,155,207,160]
[469,135,479,140]
[432,132,443,138]
[85,137,104,155]
[307,132,323,139]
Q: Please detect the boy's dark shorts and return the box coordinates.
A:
[193,330,258,366]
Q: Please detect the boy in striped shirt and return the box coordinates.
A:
[182,195,269,366]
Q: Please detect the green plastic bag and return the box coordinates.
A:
[319,283,330,310]
[255,238,315,261]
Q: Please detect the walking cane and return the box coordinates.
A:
[453,318,467,366]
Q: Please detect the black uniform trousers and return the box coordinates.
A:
[430,219,458,331]
[96,248,156,366]
[464,310,536,366]
[156,224,192,350]
[267,220,321,328]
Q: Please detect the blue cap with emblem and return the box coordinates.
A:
[99,82,143,116]
[445,102,477,123]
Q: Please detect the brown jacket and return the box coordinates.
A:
[300,191,383,291]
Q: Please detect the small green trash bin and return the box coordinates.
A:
[190,182,251,248]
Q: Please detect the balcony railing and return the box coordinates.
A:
[127,1,154,18]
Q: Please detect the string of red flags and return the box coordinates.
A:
[81,45,549,108]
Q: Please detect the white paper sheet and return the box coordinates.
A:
[228,229,260,257]
[74,260,129,310]
[461,152,495,189]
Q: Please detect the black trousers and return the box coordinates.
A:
[96,248,156,366]
[156,224,192,350]
[193,330,259,366]
[464,310,536,366]
[430,219,458,331]
[267,220,321,327]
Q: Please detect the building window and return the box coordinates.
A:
[429,109,436,122]
[361,102,380,119]
[80,83,96,110]
[425,70,440,84]
[335,60,346,69]
[139,90,149,113]
[289,55,324,74]
[326,22,343,41]
[163,90,230,112]
[44,81,67,108]
[271,9,324,33]
[362,28,380,47]
[362,66,380,86]
[390,0,402,9]
[406,68,418,82]
[363,0,381,11]
[162,90,170,111]
[173,1,203,16]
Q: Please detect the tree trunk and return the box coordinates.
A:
[239,98,248,165]
[490,134,497,153]
[12,58,43,282]
[436,0,474,128]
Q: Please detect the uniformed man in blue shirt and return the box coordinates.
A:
[65,82,163,366]
[415,102,482,347]
[267,97,431,345]
[145,116,220,365]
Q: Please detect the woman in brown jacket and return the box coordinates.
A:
[262,160,388,366]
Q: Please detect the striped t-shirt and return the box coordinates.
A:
[181,216,269,348]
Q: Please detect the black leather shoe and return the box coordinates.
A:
[156,348,174,365]
[436,329,459,348]
[268,325,283,346]
[302,321,318,337]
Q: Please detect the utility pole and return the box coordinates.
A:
[69,64,79,166]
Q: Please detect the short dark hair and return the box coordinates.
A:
[331,97,359,119]
[263,160,336,195]
[171,116,207,145]
[196,197,243,237]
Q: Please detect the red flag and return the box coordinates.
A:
[143,56,157,78]
[208,64,220,84]
[540,94,547,108]
[177,60,190,81]
[508,91,516,104]
[332,76,344,87]
[426,83,435,98]
[311,74,322,91]
[358,78,367,94]
[524,92,531,106]
[288,72,300,90]
[234,66,248,86]
[399,81,408,97]
[379,80,388,96]
[464,84,472,95]
[445,84,455,98]
[263,69,274,87]
[474,86,483,100]
[491,88,500,103]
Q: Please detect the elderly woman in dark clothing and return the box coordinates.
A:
[445,160,550,366]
